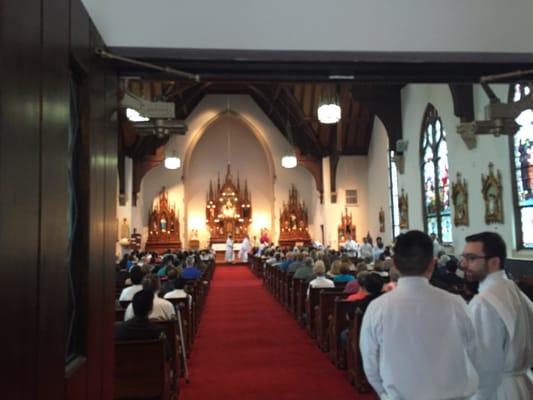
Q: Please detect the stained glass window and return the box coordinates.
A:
[388,150,401,239]
[420,104,452,243]
[510,83,533,249]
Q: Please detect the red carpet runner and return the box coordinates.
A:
[179,266,377,400]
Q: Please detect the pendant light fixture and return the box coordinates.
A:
[317,84,341,124]
[281,117,297,169]
[164,139,181,170]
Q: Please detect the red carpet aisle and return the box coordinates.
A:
[179,266,377,400]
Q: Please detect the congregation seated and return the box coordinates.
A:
[115,289,167,344]
[119,266,144,302]
[346,271,370,301]
[431,257,464,291]
[279,252,294,271]
[180,256,202,281]
[382,267,399,292]
[340,254,356,272]
[333,264,355,283]
[125,274,175,321]
[307,260,334,296]
[294,256,314,281]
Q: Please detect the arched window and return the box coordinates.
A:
[388,150,401,239]
[420,104,452,243]
[510,83,533,249]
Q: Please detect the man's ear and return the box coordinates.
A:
[487,256,501,272]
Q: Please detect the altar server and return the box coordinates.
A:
[461,232,533,400]
[238,235,250,262]
[344,235,358,258]
[360,230,478,400]
[225,234,234,263]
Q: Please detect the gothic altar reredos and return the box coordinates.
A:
[279,185,311,248]
[145,187,181,252]
[206,164,252,243]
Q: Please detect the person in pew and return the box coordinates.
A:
[287,252,305,273]
[159,267,180,298]
[326,259,342,279]
[382,267,399,292]
[343,263,366,294]
[279,252,294,271]
[360,230,479,400]
[333,264,355,283]
[461,232,533,400]
[116,289,166,340]
[119,266,145,302]
[293,256,315,282]
[124,274,176,321]
[164,278,192,309]
[345,271,370,301]
[340,254,356,272]
[180,256,202,281]
[307,260,335,297]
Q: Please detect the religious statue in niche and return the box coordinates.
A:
[452,173,469,226]
[120,218,130,240]
[379,208,385,232]
[338,207,356,244]
[145,187,181,252]
[399,189,409,229]
[482,163,504,224]
[279,185,312,248]
[206,164,252,243]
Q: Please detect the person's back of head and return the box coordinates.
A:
[341,254,350,263]
[340,264,350,275]
[331,259,342,275]
[130,266,144,285]
[167,267,177,280]
[132,289,154,319]
[366,273,385,296]
[313,260,326,276]
[185,255,195,268]
[142,273,160,294]
[357,271,370,289]
[303,256,314,268]
[355,261,368,273]
[393,230,434,276]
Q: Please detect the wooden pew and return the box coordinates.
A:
[346,309,373,394]
[328,298,353,368]
[153,320,181,390]
[295,279,309,325]
[167,297,192,357]
[314,289,348,351]
[114,338,171,400]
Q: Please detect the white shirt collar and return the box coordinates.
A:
[479,269,507,293]
[397,276,430,288]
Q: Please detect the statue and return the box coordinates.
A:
[120,218,130,239]
[379,208,385,233]
[399,189,409,229]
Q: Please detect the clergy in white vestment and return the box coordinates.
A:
[359,238,374,260]
[225,234,234,262]
[238,235,250,262]
[360,230,479,400]
[461,232,533,400]
[344,235,359,258]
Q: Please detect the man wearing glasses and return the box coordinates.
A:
[461,232,533,399]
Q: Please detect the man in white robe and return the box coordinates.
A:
[359,237,373,260]
[344,235,358,258]
[360,230,479,400]
[225,234,234,263]
[461,232,533,400]
[238,235,250,262]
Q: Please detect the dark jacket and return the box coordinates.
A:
[115,317,164,341]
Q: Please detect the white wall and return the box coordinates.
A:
[367,117,392,241]
[399,83,526,257]
[82,0,533,54]
[133,94,322,247]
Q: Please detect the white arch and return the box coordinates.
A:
[181,110,277,244]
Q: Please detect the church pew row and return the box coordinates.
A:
[314,290,349,352]
[258,261,375,395]
[115,338,171,400]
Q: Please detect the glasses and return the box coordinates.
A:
[460,253,490,262]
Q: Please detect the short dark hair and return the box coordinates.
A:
[465,231,506,269]
[393,230,434,276]
[132,289,153,318]
[365,273,385,296]
[130,266,144,285]
[142,273,160,294]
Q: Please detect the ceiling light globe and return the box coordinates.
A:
[317,103,341,124]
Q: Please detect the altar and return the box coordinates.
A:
[211,242,242,263]
[145,187,182,252]
[279,185,312,248]
[206,164,252,244]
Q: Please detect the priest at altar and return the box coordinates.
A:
[238,235,250,262]
[225,235,234,262]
